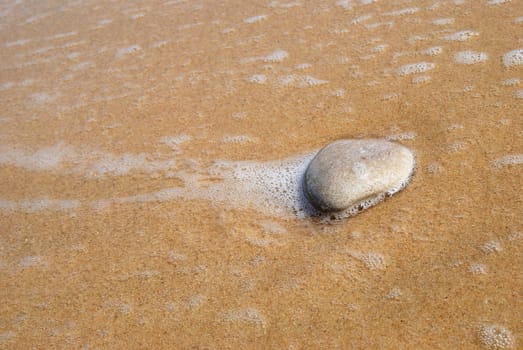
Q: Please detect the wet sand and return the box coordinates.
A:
[0,0,522,348]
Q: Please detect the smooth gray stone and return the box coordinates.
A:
[303,139,415,213]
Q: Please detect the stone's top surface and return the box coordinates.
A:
[303,139,415,212]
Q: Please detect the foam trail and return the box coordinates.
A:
[94,152,319,218]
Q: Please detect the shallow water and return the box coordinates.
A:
[0,0,522,348]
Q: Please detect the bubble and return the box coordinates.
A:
[469,263,487,274]
[397,62,436,75]
[481,239,501,252]
[501,78,520,86]
[454,51,488,65]
[479,325,514,348]
[263,49,289,62]
[502,48,523,68]
[487,0,511,4]
[221,308,266,326]
[421,46,443,56]
[243,15,267,24]
[492,154,523,166]
[444,30,479,41]
[382,7,419,16]
[115,45,141,58]
[247,74,267,84]
[412,75,432,84]
[432,18,454,26]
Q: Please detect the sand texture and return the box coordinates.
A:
[0,0,522,349]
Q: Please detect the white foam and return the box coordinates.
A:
[348,250,386,270]
[487,0,511,4]
[268,1,302,8]
[19,256,46,267]
[222,135,258,143]
[30,92,58,104]
[453,51,488,64]
[516,90,523,99]
[263,49,288,62]
[241,49,289,64]
[277,75,328,87]
[115,45,142,58]
[159,135,191,150]
[432,18,453,25]
[336,0,352,10]
[96,19,112,27]
[0,143,72,170]
[444,30,479,41]
[412,75,431,84]
[493,154,523,166]
[479,325,514,348]
[371,44,389,53]
[502,48,523,68]
[247,74,267,84]
[295,63,311,70]
[469,263,487,274]
[243,15,267,24]
[4,39,31,47]
[351,14,373,24]
[382,7,418,16]
[385,131,417,141]
[221,308,266,326]
[397,62,436,76]
[501,78,520,86]
[46,31,77,40]
[0,198,79,212]
[421,46,442,56]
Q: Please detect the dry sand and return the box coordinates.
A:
[0,0,522,348]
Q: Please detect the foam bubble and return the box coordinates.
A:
[516,90,523,99]
[19,256,46,268]
[263,49,288,62]
[487,0,511,4]
[222,135,258,143]
[444,30,479,41]
[479,325,514,348]
[336,0,352,10]
[243,15,267,24]
[386,131,417,141]
[502,78,520,86]
[0,143,72,170]
[115,45,141,58]
[397,62,436,76]
[421,46,443,56]
[382,7,418,16]
[277,75,328,87]
[432,18,454,25]
[480,240,502,253]
[0,198,79,212]
[221,308,266,326]
[469,263,487,274]
[412,75,431,84]
[502,48,523,68]
[492,154,523,166]
[248,74,267,84]
[348,250,386,270]
[454,51,488,65]
[371,44,389,53]
[295,63,311,69]
[351,14,373,24]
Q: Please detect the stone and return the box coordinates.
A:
[303,139,415,213]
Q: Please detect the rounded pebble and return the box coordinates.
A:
[303,139,415,212]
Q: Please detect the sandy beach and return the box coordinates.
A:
[1,0,522,348]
